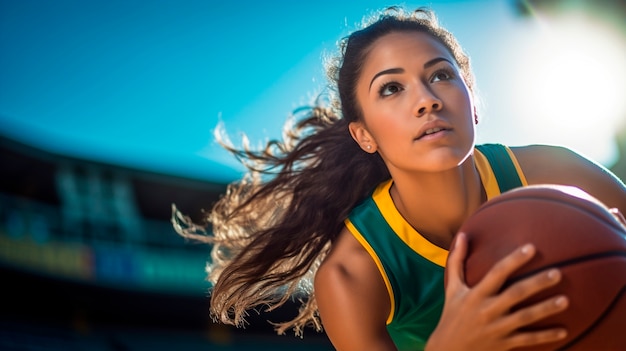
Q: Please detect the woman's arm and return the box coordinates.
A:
[315,227,397,351]
[512,144,626,212]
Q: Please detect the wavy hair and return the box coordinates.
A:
[172,6,475,336]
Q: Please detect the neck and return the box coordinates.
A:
[389,157,485,250]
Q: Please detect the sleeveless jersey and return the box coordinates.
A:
[345,144,528,351]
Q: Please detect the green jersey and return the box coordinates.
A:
[345,144,527,350]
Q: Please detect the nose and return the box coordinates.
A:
[414,89,443,117]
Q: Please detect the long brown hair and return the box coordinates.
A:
[172,6,475,336]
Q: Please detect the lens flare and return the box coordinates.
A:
[511,12,626,165]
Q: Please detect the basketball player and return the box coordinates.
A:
[173,7,626,350]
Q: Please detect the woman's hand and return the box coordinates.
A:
[426,233,569,351]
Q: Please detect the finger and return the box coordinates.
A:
[506,325,568,349]
[474,243,536,296]
[492,268,563,315]
[445,232,468,292]
[497,294,569,334]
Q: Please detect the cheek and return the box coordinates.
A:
[365,108,402,137]
[445,86,474,121]
[454,82,474,115]
[370,119,413,155]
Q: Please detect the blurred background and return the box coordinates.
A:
[1,0,625,350]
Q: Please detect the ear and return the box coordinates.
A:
[349,121,377,153]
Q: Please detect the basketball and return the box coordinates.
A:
[453,185,626,351]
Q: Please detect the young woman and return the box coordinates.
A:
[173,7,626,351]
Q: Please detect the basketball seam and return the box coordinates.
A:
[556,285,626,351]
[507,251,626,285]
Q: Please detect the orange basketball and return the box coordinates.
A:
[455,185,626,351]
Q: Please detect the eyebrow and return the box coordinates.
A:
[424,57,453,69]
[368,57,454,91]
[369,68,404,91]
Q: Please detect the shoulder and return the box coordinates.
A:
[315,227,395,350]
[510,143,580,161]
[315,226,386,300]
[510,144,586,176]
[509,144,611,182]
[509,144,626,211]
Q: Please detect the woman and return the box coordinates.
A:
[173,7,626,351]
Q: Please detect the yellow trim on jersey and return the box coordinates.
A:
[372,180,449,268]
[474,147,529,196]
[505,147,529,186]
[368,147,528,268]
[345,219,396,324]
[473,149,503,199]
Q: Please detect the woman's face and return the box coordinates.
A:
[351,31,476,175]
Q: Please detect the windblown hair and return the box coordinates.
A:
[172,6,475,336]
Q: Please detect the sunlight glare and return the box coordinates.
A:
[512,14,626,165]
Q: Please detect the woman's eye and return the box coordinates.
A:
[379,82,402,97]
[431,70,452,82]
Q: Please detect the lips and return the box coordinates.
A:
[415,121,452,140]
[424,127,445,135]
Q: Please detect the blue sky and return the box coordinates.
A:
[1,0,625,183]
